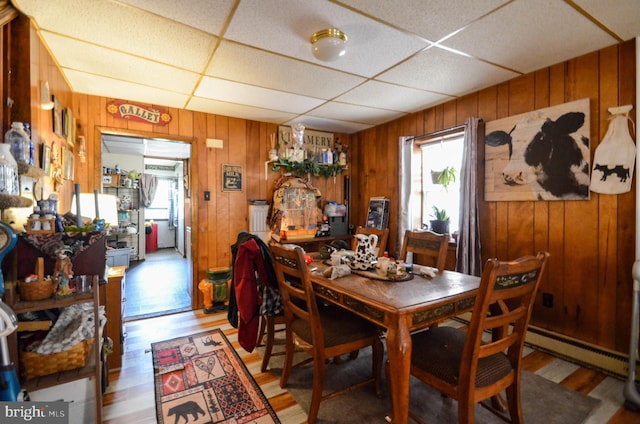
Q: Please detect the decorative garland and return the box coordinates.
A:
[270,159,346,179]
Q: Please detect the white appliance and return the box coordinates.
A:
[249,204,270,244]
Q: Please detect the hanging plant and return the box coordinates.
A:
[271,159,346,179]
[432,166,456,191]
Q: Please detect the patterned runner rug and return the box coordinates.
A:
[152,329,280,424]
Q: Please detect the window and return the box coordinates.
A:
[145,178,176,220]
[416,132,464,235]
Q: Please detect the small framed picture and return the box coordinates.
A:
[63,148,74,180]
[52,96,62,137]
[222,164,243,192]
[63,107,75,147]
[41,144,51,176]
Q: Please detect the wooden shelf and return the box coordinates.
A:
[13,291,95,314]
[17,162,46,178]
[0,193,33,209]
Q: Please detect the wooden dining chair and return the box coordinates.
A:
[399,229,450,272]
[352,226,390,256]
[405,251,550,424]
[269,244,383,424]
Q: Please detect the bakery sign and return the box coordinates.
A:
[106,100,172,126]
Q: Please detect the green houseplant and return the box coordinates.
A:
[431,166,457,191]
[430,206,450,234]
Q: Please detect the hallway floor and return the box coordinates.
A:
[123,248,192,321]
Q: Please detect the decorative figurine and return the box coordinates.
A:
[54,247,74,298]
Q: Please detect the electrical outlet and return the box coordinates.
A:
[542,292,554,308]
[204,191,211,201]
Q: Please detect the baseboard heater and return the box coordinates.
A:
[453,314,636,381]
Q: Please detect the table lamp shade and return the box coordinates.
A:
[71,193,119,227]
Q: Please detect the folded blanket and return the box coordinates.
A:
[35,303,106,355]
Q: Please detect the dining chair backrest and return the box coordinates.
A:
[408,251,549,423]
[270,244,322,347]
[270,243,383,423]
[399,229,449,272]
[352,226,389,257]
[464,252,549,391]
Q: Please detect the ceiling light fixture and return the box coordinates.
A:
[310,28,347,62]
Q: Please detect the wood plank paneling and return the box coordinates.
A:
[349,39,637,356]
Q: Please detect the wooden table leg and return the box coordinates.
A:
[386,316,411,423]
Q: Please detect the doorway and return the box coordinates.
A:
[101,133,193,320]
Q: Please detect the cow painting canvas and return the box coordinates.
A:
[484,98,590,201]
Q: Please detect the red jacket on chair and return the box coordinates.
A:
[233,238,269,352]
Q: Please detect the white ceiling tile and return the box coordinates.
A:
[194,77,325,114]
[64,70,190,109]
[379,46,518,96]
[41,32,200,94]
[285,116,373,134]
[207,41,366,99]
[338,0,509,41]
[336,80,452,112]
[575,0,640,41]
[225,0,428,77]
[310,102,407,125]
[444,0,618,73]
[15,0,217,72]
[187,97,298,124]
[116,0,235,35]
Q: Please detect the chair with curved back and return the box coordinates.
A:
[352,226,389,257]
[270,244,383,423]
[399,229,450,272]
[405,251,550,424]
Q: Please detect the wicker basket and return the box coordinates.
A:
[20,338,93,380]
[18,257,57,301]
[18,278,57,301]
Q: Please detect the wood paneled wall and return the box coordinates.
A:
[349,40,636,354]
[18,12,636,354]
[70,98,352,309]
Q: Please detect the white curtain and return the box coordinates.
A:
[397,136,413,256]
[455,117,483,276]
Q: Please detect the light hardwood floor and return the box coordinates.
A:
[102,310,640,423]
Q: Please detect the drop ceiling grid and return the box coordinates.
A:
[186,96,299,124]
[442,0,618,74]
[337,0,510,42]
[64,69,191,109]
[206,41,366,100]
[42,32,201,95]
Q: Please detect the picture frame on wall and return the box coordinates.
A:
[63,107,75,147]
[41,143,51,176]
[52,96,62,137]
[222,164,242,192]
[63,148,74,180]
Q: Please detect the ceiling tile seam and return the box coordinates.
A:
[330,0,437,45]
[185,0,243,110]
[565,0,624,43]
[59,65,196,98]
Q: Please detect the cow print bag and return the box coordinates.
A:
[590,110,636,194]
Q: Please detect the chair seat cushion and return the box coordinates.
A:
[291,306,379,347]
[411,326,512,388]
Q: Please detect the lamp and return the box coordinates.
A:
[310,28,347,62]
[71,193,119,229]
[40,81,54,110]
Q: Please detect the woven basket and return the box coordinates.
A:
[18,278,57,301]
[20,338,93,380]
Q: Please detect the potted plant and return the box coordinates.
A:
[430,206,450,234]
[431,166,457,191]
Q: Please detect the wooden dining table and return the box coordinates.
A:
[309,262,480,423]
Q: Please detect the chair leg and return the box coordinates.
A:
[280,329,294,388]
[505,379,524,424]
[261,317,275,372]
[307,355,326,424]
[256,315,267,347]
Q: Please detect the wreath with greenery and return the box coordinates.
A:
[271,159,346,179]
